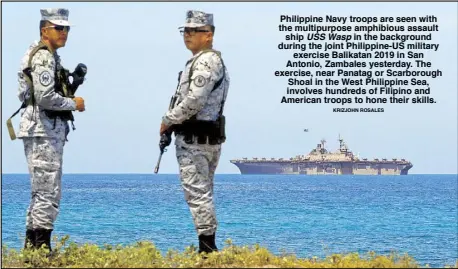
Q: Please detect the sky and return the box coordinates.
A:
[2,2,457,174]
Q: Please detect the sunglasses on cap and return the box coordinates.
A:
[44,25,71,32]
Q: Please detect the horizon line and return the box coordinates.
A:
[1,173,457,175]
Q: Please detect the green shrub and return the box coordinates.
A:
[2,236,457,268]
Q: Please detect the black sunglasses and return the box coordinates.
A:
[44,25,71,32]
[179,28,210,36]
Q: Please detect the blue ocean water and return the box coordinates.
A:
[2,174,457,267]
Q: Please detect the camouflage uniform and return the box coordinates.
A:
[162,10,230,253]
[16,8,76,251]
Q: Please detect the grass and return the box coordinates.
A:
[2,235,457,268]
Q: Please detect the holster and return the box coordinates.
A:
[174,115,226,145]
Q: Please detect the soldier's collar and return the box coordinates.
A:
[186,49,217,65]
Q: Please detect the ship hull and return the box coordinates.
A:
[231,161,413,175]
[231,162,296,174]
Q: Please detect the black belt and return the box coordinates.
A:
[173,119,223,145]
[176,133,221,145]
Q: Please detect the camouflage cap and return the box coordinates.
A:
[40,8,71,26]
[179,10,214,29]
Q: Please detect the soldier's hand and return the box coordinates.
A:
[73,97,85,112]
[160,122,169,135]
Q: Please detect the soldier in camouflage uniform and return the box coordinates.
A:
[160,10,230,254]
[14,8,85,252]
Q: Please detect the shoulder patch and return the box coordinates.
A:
[193,75,207,87]
[39,71,53,86]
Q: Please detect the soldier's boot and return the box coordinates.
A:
[24,229,36,249]
[34,228,54,258]
[23,229,36,264]
[198,233,218,254]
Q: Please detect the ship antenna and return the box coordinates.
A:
[338,134,344,148]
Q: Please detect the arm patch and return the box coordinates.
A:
[193,75,207,87]
[39,71,53,86]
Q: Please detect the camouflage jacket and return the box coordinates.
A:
[16,40,76,139]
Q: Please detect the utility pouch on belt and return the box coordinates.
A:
[44,110,74,122]
[184,133,194,144]
[197,135,207,144]
[218,115,226,144]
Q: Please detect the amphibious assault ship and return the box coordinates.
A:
[230,136,413,175]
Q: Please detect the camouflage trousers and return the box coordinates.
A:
[23,137,65,230]
[176,136,221,236]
